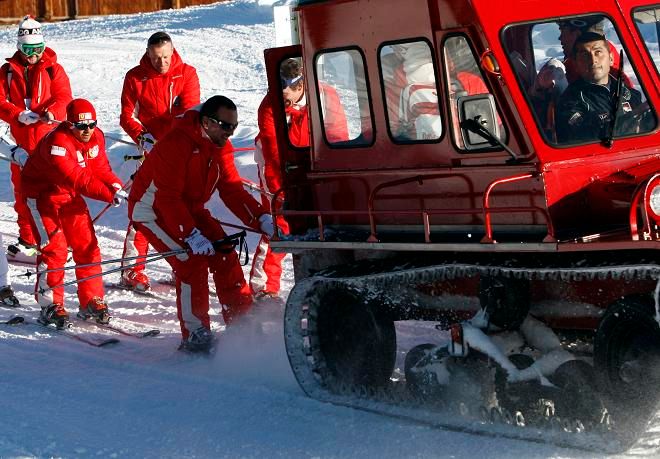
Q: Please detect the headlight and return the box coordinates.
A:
[649,184,660,218]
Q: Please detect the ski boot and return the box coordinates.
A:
[0,285,19,307]
[39,303,70,329]
[119,268,151,292]
[6,238,39,264]
[254,290,279,301]
[77,297,110,324]
[178,326,215,354]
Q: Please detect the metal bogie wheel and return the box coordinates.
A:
[404,343,448,400]
[314,286,397,391]
[594,296,660,446]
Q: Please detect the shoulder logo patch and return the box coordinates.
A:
[50,145,66,156]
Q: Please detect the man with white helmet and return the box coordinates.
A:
[0,15,72,264]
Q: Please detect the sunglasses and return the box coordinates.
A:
[20,43,45,57]
[281,75,303,89]
[73,121,97,130]
[207,116,238,132]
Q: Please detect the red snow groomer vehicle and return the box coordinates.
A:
[264,0,660,451]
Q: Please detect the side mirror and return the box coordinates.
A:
[458,94,500,151]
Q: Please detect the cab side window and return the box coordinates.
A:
[633,7,660,76]
[443,36,507,150]
[379,40,442,142]
[504,15,656,145]
[315,49,373,146]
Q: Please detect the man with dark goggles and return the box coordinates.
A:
[72,120,98,130]
[206,116,238,132]
[0,15,73,262]
[19,43,44,57]
[281,74,303,89]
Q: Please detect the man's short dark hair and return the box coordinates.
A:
[200,95,236,121]
[280,58,302,80]
[573,31,608,54]
[147,31,172,47]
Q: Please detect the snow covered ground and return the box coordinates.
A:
[0,1,655,457]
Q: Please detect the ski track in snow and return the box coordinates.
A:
[0,1,654,457]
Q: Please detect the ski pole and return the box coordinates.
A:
[91,179,133,224]
[17,248,187,278]
[37,250,183,295]
[219,220,262,234]
[105,133,137,146]
[36,231,247,294]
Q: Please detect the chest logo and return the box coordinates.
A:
[50,145,66,156]
[87,145,99,158]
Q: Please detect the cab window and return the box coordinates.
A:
[633,7,660,76]
[314,49,373,146]
[503,15,656,146]
[379,40,442,142]
[443,35,507,150]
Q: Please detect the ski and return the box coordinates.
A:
[0,315,25,325]
[29,319,120,347]
[75,315,160,339]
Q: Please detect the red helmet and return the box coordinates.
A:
[66,98,96,123]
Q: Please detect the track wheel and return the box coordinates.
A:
[404,344,448,399]
[316,287,396,389]
[594,297,660,445]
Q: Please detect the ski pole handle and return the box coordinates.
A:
[91,179,133,224]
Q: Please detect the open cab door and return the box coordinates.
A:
[263,45,311,231]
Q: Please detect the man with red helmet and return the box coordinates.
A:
[0,15,72,262]
[128,96,273,352]
[118,31,200,292]
[21,99,126,329]
[249,58,348,299]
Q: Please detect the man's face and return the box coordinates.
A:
[559,27,581,59]
[19,46,44,66]
[282,81,304,108]
[147,42,173,74]
[203,106,238,147]
[574,39,612,85]
[70,121,96,143]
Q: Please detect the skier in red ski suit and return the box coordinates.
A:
[0,16,72,258]
[128,96,273,352]
[119,31,200,292]
[21,99,126,328]
[249,58,348,298]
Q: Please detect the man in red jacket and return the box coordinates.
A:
[119,31,201,292]
[129,96,273,353]
[249,58,348,299]
[22,99,126,329]
[0,15,72,261]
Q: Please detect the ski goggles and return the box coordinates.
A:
[19,43,45,57]
[207,116,239,132]
[72,120,97,130]
[281,75,303,89]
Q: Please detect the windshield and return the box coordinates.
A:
[503,14,656,146]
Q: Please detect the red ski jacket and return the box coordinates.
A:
[129,109,265,242]
[120,49,200,143]
[22,123,121,203]
[254,84,348,193]
[0,48,72,153]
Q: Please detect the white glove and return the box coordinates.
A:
[111,183,128,207]
[138,132,155,153]
[259,213,275,238]
[18,110,41,125]
[184,228,215,256]
[10,146,29,167]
